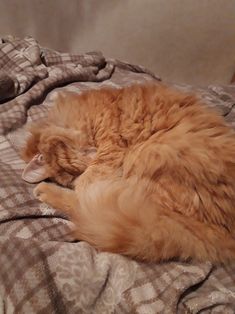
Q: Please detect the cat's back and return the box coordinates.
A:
[102,83,207,144]
[49,83,230,145]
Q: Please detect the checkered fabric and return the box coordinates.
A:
[0,35,159,135]
[0,36,235,314]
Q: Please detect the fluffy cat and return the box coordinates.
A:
[21,83,235,263]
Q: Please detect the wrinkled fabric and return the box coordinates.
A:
[0,35,159,135]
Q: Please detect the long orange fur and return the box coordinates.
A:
[21,83,235,263]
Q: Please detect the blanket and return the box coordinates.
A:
[0,36,235,314]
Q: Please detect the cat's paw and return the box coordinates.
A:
[33,182,78,213]
[33,182,59,205]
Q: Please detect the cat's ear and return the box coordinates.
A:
[22,154,49,183]
[20,119,48,162]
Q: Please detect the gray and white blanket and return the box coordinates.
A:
[0,36,235,314]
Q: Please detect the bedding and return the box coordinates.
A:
[0,36,235,314]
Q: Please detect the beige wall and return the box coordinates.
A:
[0,0,235,85]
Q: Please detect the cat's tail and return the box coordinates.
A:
[72,178,235,263]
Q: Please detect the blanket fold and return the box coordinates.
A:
[0,36,159,135]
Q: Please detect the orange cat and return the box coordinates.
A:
[21,83,235,263]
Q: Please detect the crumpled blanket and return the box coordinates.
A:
[0,35,159,135]
[0,36,235,314]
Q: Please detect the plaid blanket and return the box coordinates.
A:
[0,35,159,135]
[0,36,235,314]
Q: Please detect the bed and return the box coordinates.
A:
[0,36,235,314]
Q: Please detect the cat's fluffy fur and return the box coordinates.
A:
[21,83,235,263]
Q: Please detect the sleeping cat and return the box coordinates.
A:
[21,83,235,263]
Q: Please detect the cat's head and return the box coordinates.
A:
[21,121,96,187]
